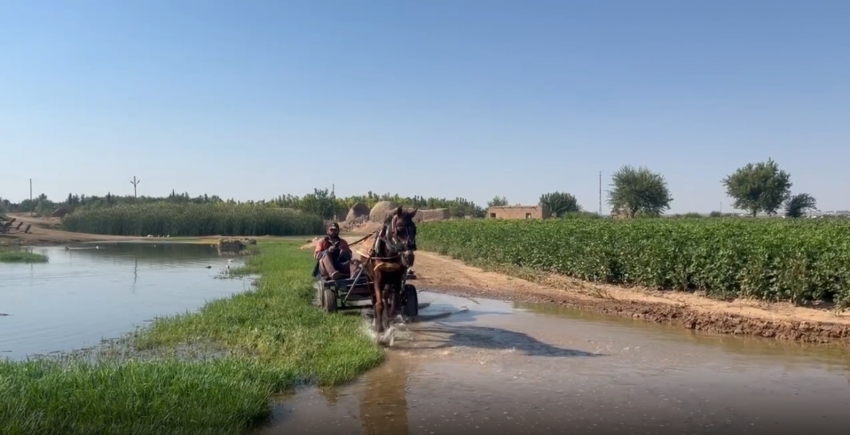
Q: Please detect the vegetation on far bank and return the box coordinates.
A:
[1,157,829,223]
[418,218,850,308]
[0,241,383,435]
[0,249,48,263]
[61,203,324,237]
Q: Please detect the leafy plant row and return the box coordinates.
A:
[417,218,850,307]
[61,202,324,237]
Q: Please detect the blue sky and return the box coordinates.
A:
[2,1,848,214]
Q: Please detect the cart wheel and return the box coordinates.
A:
[402,284,418,321]
[323,289,338,313]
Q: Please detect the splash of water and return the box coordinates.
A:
[357,317,400,347]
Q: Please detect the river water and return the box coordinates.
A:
[256,292,850,435]
[0,243,249,360]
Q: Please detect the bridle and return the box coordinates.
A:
[366,214,416,267]
[386,214,415,251]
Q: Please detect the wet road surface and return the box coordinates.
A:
[255,292,850,435]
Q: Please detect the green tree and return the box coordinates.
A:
[784,193,817,218]
[539,191,581,217]
[722,158,792,217]
[607,165,673,218]
[487,196,508,208]
[300,188,337,220]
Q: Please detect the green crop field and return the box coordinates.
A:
[417,218,850,307]
[61,203,324,237]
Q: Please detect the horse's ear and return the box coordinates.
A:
[410,208,418,217]
[396,206,403,216]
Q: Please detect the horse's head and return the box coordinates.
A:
[387,206,417,267]
[390,206,417,251]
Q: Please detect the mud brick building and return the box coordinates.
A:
[487,205,551,220]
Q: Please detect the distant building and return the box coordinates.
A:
[487,204,551,220]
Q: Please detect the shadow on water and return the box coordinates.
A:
[408,324,602,357]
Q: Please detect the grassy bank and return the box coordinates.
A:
[418,218,850,308]
[61,203,324,237]
[0,250,48,263]
[0,241,383,435]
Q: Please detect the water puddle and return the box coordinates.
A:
[0,242,250,360]
[255,291,850,434]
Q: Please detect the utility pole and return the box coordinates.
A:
[130,176,141,199]
[331,184,336,221]
[29,179,33,216]
[598,171,602,216]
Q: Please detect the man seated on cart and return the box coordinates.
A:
[314,222,358,281]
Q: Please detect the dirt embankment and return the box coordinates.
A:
[0,214,145,246]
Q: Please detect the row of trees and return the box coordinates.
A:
[484,158,818,219]
[0,189,490,221]
[0,158,819,221]
[598,159,818,218]
[601,159,819,218]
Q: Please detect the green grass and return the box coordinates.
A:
[0,250,48,263]
[0,241,383,435]
[61,202,325,237]
[418,218,850,308]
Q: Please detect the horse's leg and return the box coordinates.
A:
[372,272,385,335]
[383,283,395,331]
[388,278,400,320]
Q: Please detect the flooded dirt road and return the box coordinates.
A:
[255,291,850,435]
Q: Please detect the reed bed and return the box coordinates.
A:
[0,250,48,263]
[61,203,324,237]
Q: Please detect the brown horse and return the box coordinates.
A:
[352,206,418,342]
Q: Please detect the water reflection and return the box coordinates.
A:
[358,354,413,435]
[258,353,416,435]
[133,257,138,292]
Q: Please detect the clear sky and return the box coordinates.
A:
[2,1,849,214]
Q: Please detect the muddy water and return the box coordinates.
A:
[256,292,850,435]
[0,243,249,360]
